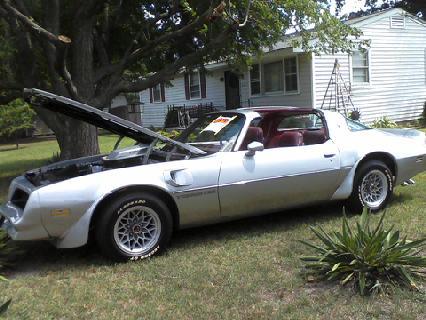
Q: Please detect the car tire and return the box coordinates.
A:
[95,192,173,262]
[346,160,394,214]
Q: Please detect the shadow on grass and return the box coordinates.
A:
[388,192,414,207]
[172,202,346,250]
[0,146,22,153]
[6,201,346,277]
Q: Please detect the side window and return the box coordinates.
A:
[277,114,324,130]
[266,113,327,148]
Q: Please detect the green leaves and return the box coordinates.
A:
[0,231,12,315]
[0,299,11,315]
[371,117,398,128]
[300,208,426,295]
[0,99,35,142]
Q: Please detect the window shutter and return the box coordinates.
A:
[160,83,166,102]
[149,88,153,103]
[184,73,190,100]
[200,71,207,98]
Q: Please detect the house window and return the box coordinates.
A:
[352,51,369,83]
[189,71,201,99]
[152,83,162,102]
[250,57,299,95]
[284,57,298,92]
[264,61,284,93]
[250,64,261,95]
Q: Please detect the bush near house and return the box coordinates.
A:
[421,101,426,127]
[371,117,398,128]
[0,99,35,149]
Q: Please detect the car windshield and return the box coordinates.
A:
[177,113,245,153]
[346,118,371,132]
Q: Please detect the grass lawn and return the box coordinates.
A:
[0,137,425,319]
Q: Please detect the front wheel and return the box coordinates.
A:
[95,192,173,261]
[346,160,394,214]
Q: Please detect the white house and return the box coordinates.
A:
[139,8,426,127]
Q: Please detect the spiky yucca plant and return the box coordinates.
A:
[300,209,426,295]
[0,231,13,315]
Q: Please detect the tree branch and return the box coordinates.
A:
[94,0,223,84]
[0,0,71,46]
[118,25,235,94]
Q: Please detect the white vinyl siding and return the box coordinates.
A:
[140,70,226,128]
[240,52,311,107]
[314,13,426,123]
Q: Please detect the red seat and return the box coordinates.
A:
[267,131,303,148]
[303,128,326,145]
[239,127,264,150]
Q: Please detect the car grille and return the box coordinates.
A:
[11,189,30,209]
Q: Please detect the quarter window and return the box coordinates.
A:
[189,71,201,99]
[352,51,369,83]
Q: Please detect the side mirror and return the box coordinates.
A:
[245,141,264,157]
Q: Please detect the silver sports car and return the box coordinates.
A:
[1,89,425,261]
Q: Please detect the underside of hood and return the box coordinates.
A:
[24,88,204,155]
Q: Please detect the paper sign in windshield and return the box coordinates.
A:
[201,116,237,135]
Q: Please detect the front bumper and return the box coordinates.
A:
[0,176,49,241]
[0,202,49,241]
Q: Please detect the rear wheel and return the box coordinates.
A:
[346,160,394,214]
[95,192,173,261]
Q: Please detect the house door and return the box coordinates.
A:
[225,71,240,110]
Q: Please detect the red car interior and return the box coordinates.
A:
[266,131,304,148]
[240,110,327,150]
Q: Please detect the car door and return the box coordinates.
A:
[217,140,343,218]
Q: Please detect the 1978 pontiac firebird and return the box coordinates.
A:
[1,89,425,261]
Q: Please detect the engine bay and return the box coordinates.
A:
[24,143,192,187]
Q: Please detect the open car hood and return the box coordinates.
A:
[24,88,205,155]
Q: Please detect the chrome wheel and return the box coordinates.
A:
[360,169,388,209]
[113,206,162,255]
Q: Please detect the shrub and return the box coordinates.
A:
[0,99,35,148]
[371,117,398,128]
[349,108,361,121]
[300,209,426,295]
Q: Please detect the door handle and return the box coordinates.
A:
[324,153,336,158]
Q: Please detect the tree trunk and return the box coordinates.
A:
[55,118,99,159]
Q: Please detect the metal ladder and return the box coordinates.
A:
[320,58,355,116]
